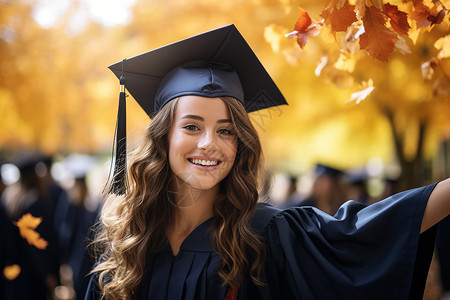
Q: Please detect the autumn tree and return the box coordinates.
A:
[272,0,450,189]
[1,0,449,191]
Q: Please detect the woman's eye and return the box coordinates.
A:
[218,128,234,136]
[183,124,199,131]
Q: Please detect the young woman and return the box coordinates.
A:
[85,25,450,300]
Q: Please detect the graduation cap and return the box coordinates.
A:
[314,163,345,179]
[106,24,288,195]
[12,152,46,174]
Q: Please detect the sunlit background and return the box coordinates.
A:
[1,0,450,298]
[1,0,450,195]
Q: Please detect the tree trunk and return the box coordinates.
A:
[383,108,427,190]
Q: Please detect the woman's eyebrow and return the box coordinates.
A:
[181,114,203,121]
[180,115,232,124]
[217,119,232,124]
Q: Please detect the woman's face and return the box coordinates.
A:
[168,95,238,191]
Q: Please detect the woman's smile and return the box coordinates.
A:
[188,157,220,167]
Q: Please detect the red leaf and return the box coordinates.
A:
[427,8,447,25]
[286,22,322,49]
[383,3,410,35]
[287,8,323,49]
[294,7,312,32]
[321,1,357,32]
[360,6,398,61]
[411,0,432,28]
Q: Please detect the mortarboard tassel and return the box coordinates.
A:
[108,60,128,195]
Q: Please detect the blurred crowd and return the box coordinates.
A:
[0,152,105,300]
[0,153,449,299]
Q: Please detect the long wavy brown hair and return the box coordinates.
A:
[91,96,266,299]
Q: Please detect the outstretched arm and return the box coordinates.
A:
[421,177,450,233]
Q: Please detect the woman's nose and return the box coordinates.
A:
[197,131,216,150]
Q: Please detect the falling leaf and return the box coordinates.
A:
[383,3,411,35]
[321,0,357,32]
[286,7,324,49]
[346,79,375,104]
[420,58,439,80]
[14,213,48,250]
[343,23,365,52]
[434,34,450,59]
[315,56,329,76]
[286,9,323,50]
[294,7,312,32]
[360,6,398,61]
[3,265,21,280]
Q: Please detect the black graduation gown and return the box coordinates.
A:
[85,183,438,300]
[3,193,57,300]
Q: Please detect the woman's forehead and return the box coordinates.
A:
[174,96,231,120]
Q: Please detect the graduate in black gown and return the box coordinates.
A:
[85,24,450,300]
[57,154,100,299]
[2,153,59,299]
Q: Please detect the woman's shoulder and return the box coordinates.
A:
[250,202,282,235]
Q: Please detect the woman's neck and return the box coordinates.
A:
[167,180,218,255]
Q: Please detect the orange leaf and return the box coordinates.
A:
[383,3,410,35]
[427,8,447,25]
[14,213,48,250]
[286,22,323,49]
[360,6,398,61]
[3,265,21,280]
[321,1,357,32]
[294,7,312,32]
[411,0,432,28]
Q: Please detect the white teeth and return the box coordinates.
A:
[191,159,218,166]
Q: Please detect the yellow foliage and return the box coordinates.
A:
[264,24,285,53]
[0,0,449,177]
[334,51,356,72]
[435,35,450,59]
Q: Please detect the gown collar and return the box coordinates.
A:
[162,217,215,254]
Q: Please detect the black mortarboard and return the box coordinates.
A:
[314,163,345,179]
[12,152,46,174]
[106,24,287,195]
[345,168,368,185]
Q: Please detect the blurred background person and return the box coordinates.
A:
[296,163,348,215]
[1,152,59,300]
[345,168,373,206]
[0,158,9,298]
[54,154,101,300]
[277,174,304,209]
[376,176,401,203]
